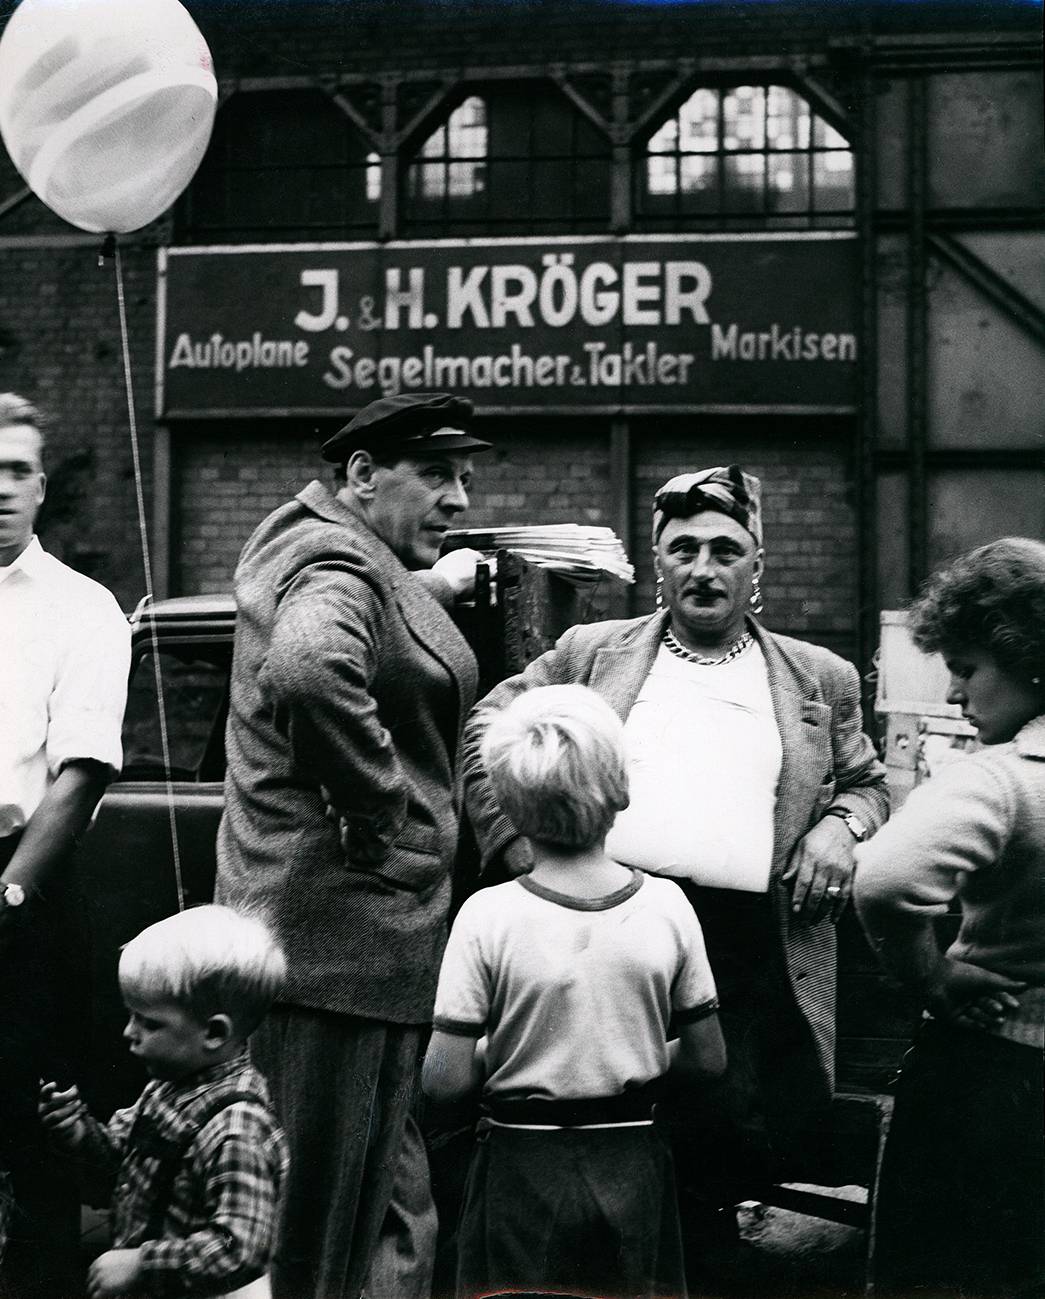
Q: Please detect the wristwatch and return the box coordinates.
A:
[827,810,870,842]
[0,881,26,910]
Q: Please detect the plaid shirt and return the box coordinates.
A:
[80,1052,288,1296]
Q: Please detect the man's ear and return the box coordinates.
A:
[203,1013,235,1051]
[344,449,378,498]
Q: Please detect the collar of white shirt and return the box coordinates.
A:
[0,535,47,586]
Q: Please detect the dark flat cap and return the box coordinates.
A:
[321,392,491,462]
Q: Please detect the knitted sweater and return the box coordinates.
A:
[855,714,1045,1047]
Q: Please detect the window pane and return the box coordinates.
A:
[678,154,718,212]
[723,153,765,211]
[532,94,572,157]
[450,96,487,158]
[813,149,854,210]
[420,124,446,159]
[767,152,809,212]
[648,117,678,154]
[767,85,810,150]
[448,159,485,198]
[485,158,528,215]
[121,653,227,782]
[679,88,719,152]
[365,152,381,203]
[723,85,765,151]
[423,160,447,199]
[183,90,377,239]
[535,158,572,211]
[647,152,678,195]
[573,158,611,218]
[814,116,849,149]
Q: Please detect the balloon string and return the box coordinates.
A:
[113,243,185,912]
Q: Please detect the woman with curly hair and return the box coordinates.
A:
[855,535,1045,1298]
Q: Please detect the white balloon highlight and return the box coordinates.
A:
[0,0,218,233]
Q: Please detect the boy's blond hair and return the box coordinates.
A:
[119,904,285,1037]
[480,684,629,851]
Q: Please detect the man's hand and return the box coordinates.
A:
[782,815,855,925]
[87,1248,144,1297]
[927,958,1026,1027]
[431,548,489,601]
[38,1080,88,1148]
[501,837,534,877]
[320,785,350,855]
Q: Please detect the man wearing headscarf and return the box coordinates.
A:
[462,465,888,1276]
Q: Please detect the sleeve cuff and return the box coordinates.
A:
[433,1016,486,1038]
[674,997,720,1025]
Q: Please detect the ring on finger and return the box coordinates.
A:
[825,884,842,896]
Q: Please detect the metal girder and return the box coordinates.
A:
[391,77,460,151]
[927,232,1045,350]
[547,67,612,140]
[626,63,696,143]
[791,68,852,138]
[328,91,383,151]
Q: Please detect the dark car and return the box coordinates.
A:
[76,595,234,1116]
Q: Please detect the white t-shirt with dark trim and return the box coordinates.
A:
[432,869,718,1103]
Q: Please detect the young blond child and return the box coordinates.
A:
[423,684,726,1299]
[39,904,288,1299]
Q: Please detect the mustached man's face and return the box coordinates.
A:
[656,511,762,651]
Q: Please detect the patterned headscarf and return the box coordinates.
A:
[651,465,763,548]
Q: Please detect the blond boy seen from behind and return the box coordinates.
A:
[39,905,288,1299]
[424,684,726,1299]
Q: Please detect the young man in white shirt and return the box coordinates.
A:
[0,393,131,1297]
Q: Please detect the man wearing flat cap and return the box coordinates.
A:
[463,465,888,1282]
[217,392,491,1299]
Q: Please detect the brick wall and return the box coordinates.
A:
[0,242,156,611]
[173,412,857,661]
[174,416,612,595]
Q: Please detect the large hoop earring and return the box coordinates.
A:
[749,576,764,615]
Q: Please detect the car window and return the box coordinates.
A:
[119,647,230,782]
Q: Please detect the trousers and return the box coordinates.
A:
[252,1007,437,1299]
[0,833,85,1299]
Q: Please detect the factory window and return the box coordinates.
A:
[638,84,854,226]
[407,95,488,203]
[403,83,611,233]
[179,90,380,242]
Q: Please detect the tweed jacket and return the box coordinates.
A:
[462,609,889,1092]
[217,480,479,1023]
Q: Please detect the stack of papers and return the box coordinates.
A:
[447,525,635,585]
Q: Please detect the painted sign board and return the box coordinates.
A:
[158,233,858,417]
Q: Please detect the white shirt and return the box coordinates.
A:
[433,871,717,1102]
[604,640,783,892]
[0,537,131,837]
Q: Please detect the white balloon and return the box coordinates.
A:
[0,0,217,234]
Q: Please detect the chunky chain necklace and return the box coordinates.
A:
[662,626,753,667]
